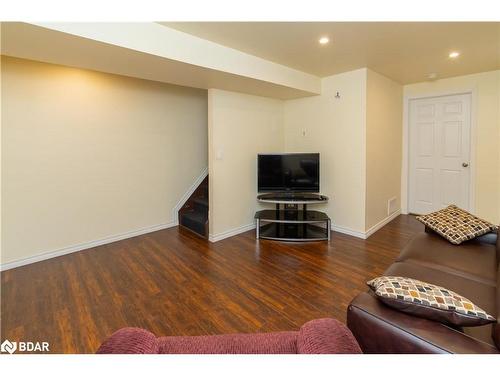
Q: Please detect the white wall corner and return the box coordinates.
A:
[364,210,401,239]
[209,222,256,243]
[331,225,367,239]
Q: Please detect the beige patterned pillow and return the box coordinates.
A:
[416,205,497,245]
[367,276,496,326]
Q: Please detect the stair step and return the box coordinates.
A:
[190,198,208,215]
[192,197,208,208]
[178,175,209,238]
[180,210,208,237]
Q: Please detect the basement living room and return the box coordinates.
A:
[1,3,500,370]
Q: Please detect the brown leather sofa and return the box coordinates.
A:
[347,226,500,353]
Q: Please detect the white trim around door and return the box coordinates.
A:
[402,89,477,215]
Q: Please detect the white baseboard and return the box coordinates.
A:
[1,168,209,271]
[364,209,401,238]
[322,210,402,240]
[210,211,402,243]
[0,221,177,271]
[1,208,401,270]
[172,167,208,224]
[331,224,366,239]
[209,222,256,243]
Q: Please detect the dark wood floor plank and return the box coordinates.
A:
[1,214,424,353]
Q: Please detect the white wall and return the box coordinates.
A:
[1,56,208,266]
[208,89,284,240]
[208,67,498,241]
[208,68,499,241]
[284,69,368,234]
[284,68,403,236]
[365,70,403,230]
[403,70,500,223]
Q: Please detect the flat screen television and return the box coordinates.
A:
[258,153,319,193]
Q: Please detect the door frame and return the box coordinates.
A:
[401,89,477,215]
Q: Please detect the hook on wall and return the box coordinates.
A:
[334,91,341,99]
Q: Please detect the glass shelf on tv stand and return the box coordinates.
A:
[254,210,331,242]
[255,193,330,242]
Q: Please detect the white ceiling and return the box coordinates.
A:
[161,22,500,84]
[1,23,320,99]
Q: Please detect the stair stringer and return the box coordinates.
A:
[172,167,208,225]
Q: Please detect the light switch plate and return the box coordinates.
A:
[216,149,224,160]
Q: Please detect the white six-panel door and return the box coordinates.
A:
[408,93,471,214]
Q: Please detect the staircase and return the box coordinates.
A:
[178,176,208,238]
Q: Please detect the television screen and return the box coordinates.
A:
[258,153,319,193]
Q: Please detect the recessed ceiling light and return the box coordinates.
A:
[319,37,330,45]
[449,51,460,59]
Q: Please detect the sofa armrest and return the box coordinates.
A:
[296,318,361,354]
[347,292,499,354]
[96,327,158,354]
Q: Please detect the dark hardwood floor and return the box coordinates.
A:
[1,214,423,353]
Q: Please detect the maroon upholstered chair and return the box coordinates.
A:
[97,318,362,354]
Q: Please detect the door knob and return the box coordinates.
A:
[462,162,469,168]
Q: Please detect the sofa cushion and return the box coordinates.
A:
[367,276,496,326]
[416,205,497,245]
[397,232,497,286]
[157,331,299,354]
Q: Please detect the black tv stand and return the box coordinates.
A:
[255,193,330,242]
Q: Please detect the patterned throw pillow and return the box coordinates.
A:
[367,276,496,327]
[416,205,498,245]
